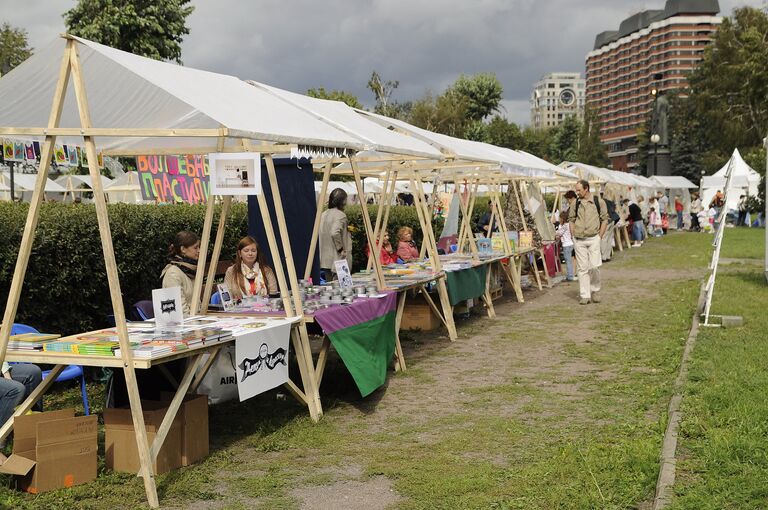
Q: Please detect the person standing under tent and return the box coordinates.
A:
[319,188,353,281]
[568,180,609,305]
[736,195,748,226]
[161,230,200,316]
[690,192,703,231]
[556,210,575,282]
[657,191,669,234]
[627,199,645,247]
[674,195,685,230]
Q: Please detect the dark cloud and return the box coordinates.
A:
[2,0,764,125]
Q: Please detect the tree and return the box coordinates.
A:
[306,87,363,109]
[368,71,410,118]
[548,115,581,164]
[64,0,194,63]
[668,95,706,182]
[408,89,469,138]
[577,107,609,167]
[0,23,33,74]
[484,116,524,149]
[453,73,504,121]
[521,127,555,162]
[688,7,768,154]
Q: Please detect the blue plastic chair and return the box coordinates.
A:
[11,323,90,416]
[133,300,154,321]
[210,291,222,305]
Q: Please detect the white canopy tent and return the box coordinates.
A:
[0,171,66,201]
[55,173,114,202]
[702,149,761,211]
[104,171,144,203]
[651,175,697,189]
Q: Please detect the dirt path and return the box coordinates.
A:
[170,238,705,509]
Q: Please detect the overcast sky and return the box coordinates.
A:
[2,0,765,126]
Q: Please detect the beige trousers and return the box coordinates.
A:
[574,234,602,299]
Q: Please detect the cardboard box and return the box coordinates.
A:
[159,393,209,466]
[104,401,183,475]
[400,294,441,331]
[0,409,97,494]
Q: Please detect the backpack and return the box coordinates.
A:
[574,196,602,219]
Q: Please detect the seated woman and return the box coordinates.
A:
[224,236,278,301]
[396,226,420,262]
[0,362,42,434]
[365,232,397,266]
[161,231,200,316]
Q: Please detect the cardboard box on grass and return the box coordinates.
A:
[0,409,97,494]
[104,401,183,475]
[401,293,441,331]
[159,393,209,466]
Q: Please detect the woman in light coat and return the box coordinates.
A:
[319,188,352,279]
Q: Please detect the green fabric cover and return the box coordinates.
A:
[327,311,396,397]
[445,266,487,305]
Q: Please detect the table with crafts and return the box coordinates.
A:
[211,264,448,396]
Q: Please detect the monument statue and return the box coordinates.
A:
[652,93,669,146]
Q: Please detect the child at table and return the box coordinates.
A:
[396,226,419,262]
[224,236,278,301]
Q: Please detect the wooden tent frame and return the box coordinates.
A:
[0,37,366,507]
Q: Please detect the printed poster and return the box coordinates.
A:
[235,322,291,401]
[137,154,209,204]
[208,152,262,196]
[12,142,24,162]
[217,283,235,311]
[152,286,184,327]
[24,143,35,161]
[334,259,353,288]
[54,145,67,165]
[67,144,79,166]
[2,140,13,161]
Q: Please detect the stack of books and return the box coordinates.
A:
[7,333,60,351]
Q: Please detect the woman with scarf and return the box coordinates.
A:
[161,230,201,316]
[224,236,278,301]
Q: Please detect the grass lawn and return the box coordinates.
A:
[670,229,768,509]
[0,228,763,509]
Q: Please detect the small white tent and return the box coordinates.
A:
[702,149,761,211]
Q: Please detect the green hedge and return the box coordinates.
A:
[0,203,249,335]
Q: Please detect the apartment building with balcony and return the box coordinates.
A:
[585,0,721,171]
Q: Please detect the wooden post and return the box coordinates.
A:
[374,168,398,263]
[0,40,71,364]
[191,197,216,316]
[200,195,232,314]
[350,156,386,290]
[263,154,323,420]
[305,159,333,280]
[69,41,159,506]
[367,167,391,271]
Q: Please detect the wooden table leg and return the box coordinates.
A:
[315,337,331,387]
[482,263,496,318]
[393,291,407,372]
[189,346,223,394]
[0,364,65,443]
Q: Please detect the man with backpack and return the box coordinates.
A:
[568,180,609,305]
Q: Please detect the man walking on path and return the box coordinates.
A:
[568,180,609,304]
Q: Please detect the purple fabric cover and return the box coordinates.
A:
[313,291,398,334]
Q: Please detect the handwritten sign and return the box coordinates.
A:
[137,155,210,204]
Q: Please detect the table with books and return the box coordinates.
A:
[0,315,300,467]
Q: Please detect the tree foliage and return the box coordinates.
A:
[577,107,609,167]
[306,87,363,109]
[548,115,580,163]
[452,73,504,121]
[367,70,411,118]
[64,0,195,63]
[0,23,33,74]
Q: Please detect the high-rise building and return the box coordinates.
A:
[530,72,585,131]
[585,0,721,172]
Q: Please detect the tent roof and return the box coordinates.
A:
[105,171,140,191]
[56,174,113,189]
[0,172,66,192]
[651,175,697,189]
[712,148,760,181]
[0,36,366,154]
[248,82,442,160]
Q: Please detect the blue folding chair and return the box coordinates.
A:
[210,291,222,306]
[11,323,90,416]
[133,300,154,321]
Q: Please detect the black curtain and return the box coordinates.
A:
[247,157,319,288]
